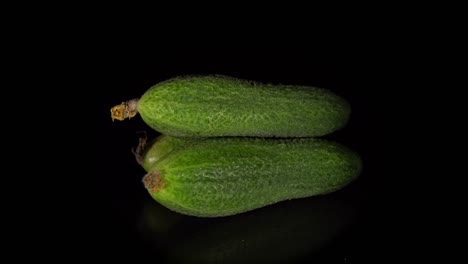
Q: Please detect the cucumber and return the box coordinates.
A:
[112,75,351,137]
[142,137,361,217]
[141,135,194,171]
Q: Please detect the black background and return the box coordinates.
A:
[94,50,391,262]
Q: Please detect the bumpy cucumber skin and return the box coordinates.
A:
[145,137,362,217]
[141,135,194,171]
[137,75,351,137]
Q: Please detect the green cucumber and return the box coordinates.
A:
[112,75,351,137]
[142,136,361,217]
[141,135,194,171]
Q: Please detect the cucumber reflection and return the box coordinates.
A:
[139,196,356,263]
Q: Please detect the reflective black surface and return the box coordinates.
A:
[138,194,357,263]
[95,52,388,262]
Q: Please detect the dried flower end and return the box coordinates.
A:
[110,99,139,121]
[143,171,165,193]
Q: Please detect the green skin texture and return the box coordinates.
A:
[144,137,362,217]
[141,135,194,171]
[137,75,351,137]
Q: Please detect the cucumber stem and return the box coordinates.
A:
[132,131,148,165]
[110,99,139,121]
